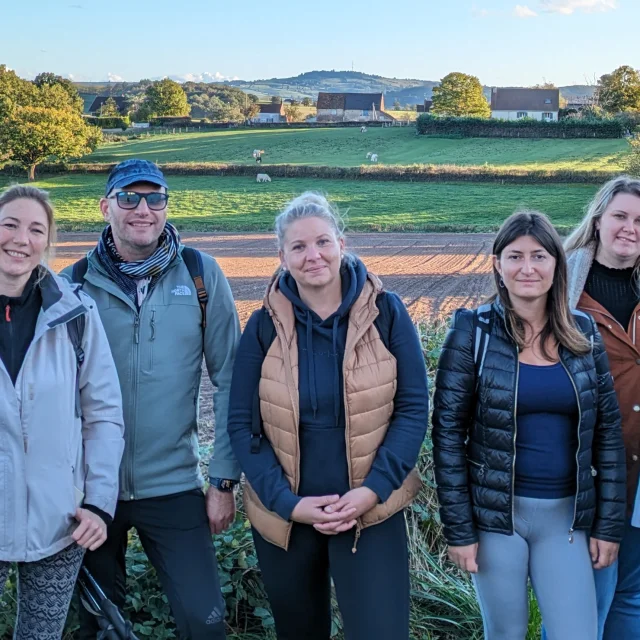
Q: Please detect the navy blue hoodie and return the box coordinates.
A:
[228,258,429,521]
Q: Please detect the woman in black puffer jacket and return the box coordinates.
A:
[432,211,626,640]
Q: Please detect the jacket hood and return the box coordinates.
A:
[266,257,369,422]
[566,243,597,309]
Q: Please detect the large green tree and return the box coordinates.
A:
[1,106,101,180]
[0,66,102,179]
[431,72,491,118]
[100,97,121,117]
[597,66,640,113]
[141,79,191,117]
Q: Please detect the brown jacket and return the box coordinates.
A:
[568,244,640,510]
[244,272,422,550]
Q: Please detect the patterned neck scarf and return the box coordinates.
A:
[97,222,181,307]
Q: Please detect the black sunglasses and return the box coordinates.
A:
[108,191,169,211]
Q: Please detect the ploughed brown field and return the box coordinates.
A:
[53,231,496,323]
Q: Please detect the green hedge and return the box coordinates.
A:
[84,116,130,130]
[3,161,617,185]
[416,114,624,138]
[149,116,193,127]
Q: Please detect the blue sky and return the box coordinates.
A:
[5,0,637,85]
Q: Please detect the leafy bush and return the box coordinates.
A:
[624,134,640,177]
[416,114,624,139]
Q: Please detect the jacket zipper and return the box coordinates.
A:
[560,356,582,543]
[127,315,141,499]
[511,355,520,534]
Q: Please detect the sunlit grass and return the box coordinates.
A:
[81,127,628,171]
[0,174,599,234]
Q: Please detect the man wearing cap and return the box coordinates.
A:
[62,159,240,639]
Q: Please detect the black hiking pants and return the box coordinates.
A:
[76,489,226,639]
[252,510,410,640]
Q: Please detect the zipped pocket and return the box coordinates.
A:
[467,458,486,477]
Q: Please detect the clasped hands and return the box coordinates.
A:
[290,487,378,535]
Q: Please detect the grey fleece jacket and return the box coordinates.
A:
[61,245,241,500]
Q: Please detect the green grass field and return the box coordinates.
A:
[83,127,628,171]
[0,174,599,233]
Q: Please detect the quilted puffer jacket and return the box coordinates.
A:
[432,300,626,547]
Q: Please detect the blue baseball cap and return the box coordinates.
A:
[105,159,168,196]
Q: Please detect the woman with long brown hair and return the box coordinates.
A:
[432,210,626,639]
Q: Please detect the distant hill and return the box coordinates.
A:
[73,71,595,108]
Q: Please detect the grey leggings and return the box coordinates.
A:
[472,495,597,640]
[0,543,85,640]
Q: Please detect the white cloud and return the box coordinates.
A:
[539,0,617,14]
[107,72,124,82]
[514,4,538,17]
[165,71,237,83]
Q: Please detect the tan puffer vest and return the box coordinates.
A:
[244,272,422,550]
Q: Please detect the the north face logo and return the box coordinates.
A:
[171,285,192,296]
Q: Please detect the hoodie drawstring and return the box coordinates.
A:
[306,310,318,418]
[332,316,340,424]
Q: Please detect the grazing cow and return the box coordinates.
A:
[256,173,271,183]
[370,154,378,163]
[360,126,367,133]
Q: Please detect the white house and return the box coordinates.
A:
[490,88,560,122]
[252,103,286,124]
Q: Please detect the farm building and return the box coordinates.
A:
[416,99,433,113]
[252,103,287,123]
[316,92,395,123]
[490,88,560,122]
[88,96,128,116]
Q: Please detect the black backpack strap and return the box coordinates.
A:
[473,303,494,388]
[373,291,393,351]
[182,247,208,330]
[252,308,277,454]
[71,257,89,286]
[66,312,86,418]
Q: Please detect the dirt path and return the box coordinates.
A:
[53,231,494,440]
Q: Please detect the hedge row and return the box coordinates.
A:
[7,161,618,185]
[84,116,130,130]
[416,115,625,138]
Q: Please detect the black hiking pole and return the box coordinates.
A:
[77,566,140,640]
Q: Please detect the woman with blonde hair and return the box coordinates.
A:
[433,210,626,640]
[561,175,640,639]
[227,192,429,639]
[0,184,124,639]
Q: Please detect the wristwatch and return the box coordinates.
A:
[210,478,236,492]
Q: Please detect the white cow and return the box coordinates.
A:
[366,152,373,159]
[360,126,367,133]
[256,173,271,183]
[370,154,378,163]
[252,149,265,163]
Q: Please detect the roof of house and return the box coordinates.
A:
[89,96,127,113]
[490,88,560,112]
[259,103,284,114]
[316,92,384,111]
[417,99,433,113]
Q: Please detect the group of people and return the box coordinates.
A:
[0,157,638,640]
